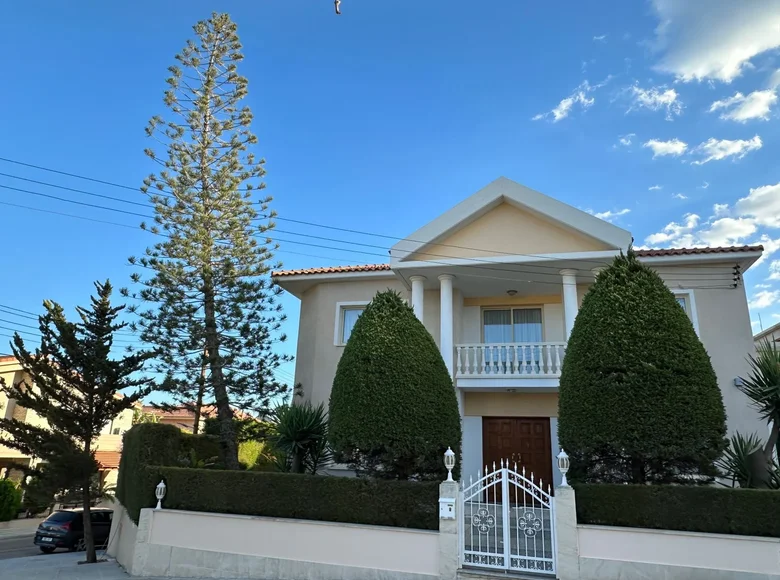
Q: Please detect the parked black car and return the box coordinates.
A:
[33,508,113,553]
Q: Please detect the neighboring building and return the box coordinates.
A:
[0,354,135,488]
[141,404,257,434]
[273,177,764,484]
[754,321,780,350]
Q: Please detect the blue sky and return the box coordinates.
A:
[1,0,780,385]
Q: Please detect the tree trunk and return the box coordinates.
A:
[192,346,208,435]
[82,442,96,563]
[630,456,645,484]
[765,420,779,464]
[203,278,239,469]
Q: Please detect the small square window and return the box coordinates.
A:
[341,307,364,344]
[112,428,121,435]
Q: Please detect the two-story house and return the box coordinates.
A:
[273,178,764,485]
[754,321,780,350]
[0,354,135,489]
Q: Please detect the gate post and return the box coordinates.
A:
[439,448,460,580]
[554,450,580,580]
[439,479,459,580]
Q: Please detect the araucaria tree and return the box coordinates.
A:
[0,281,151,563]
[558,250,727,484]
[124,12,289,469]
[329,290,462,480]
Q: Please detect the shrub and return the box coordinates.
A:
[238,440,267,470]
[152,466,438,530]
[558,251,727,483]
[116,423,181,522]
[0,479,21,522]
[329,290,461,480]
[575,483,780,538]
[269,401,330,474]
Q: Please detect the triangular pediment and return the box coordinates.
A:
[391,177,631,263]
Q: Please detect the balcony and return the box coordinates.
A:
[455,342,567,387]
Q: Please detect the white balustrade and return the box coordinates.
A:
[455,342,567,377]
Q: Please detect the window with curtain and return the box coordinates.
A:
[341,307,365,344]
[483,308,543,372]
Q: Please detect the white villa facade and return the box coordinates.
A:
[274,177,764,485]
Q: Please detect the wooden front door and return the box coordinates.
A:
[482,417,553,493]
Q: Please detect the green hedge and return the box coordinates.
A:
[150,466,438,530]
[576,484,780,538]
[0,480,21,522]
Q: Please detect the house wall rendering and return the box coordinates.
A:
[276,178,764,483]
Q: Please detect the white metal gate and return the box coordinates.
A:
[460,460,556,576]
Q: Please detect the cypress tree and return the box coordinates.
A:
[124,13,289,468]
[329,290,462,480]
[0,281,151,563]
[558,250,727,484]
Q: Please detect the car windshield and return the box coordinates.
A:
[45,512,75,522]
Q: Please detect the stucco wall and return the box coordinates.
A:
[405,203,611,260]
[463,392,558,417]
[107,502,139,573]
[131,508,439,580]
[578,524,780,580]
[294,277,408,405]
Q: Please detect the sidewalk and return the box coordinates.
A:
[0,517,44,539]
[0,551,252,579]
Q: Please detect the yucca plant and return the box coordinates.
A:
[716,432,765,487]
[269,401,330,474]
[738,340,780,462]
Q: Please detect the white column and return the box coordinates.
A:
[560,269,579,339]
[591,266,606,279]
[439,274,455,377]
[410,276,426,321]
[553,486,580,580]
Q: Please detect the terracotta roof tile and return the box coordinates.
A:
[271,245,763,277]
[634,245,763,257]
[272,263,392,277]
[95,451,121,469]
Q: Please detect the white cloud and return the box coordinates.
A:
[628,85,683,120]
[749,290,780,309]
[709,90,778,122]
[650,0,780,83]
[756,283,772,289]
[643,138,688,158]
[691,135,762,165]
[532,78,611,122]
[713,203,729,216]
[699,181,709,189]
[774,313,780,319]
[588,208,631,222]
[649,185,663,191]
[616,133,636,147]
[769,69,780,89]
[754,235,780,267]
[645,213,700,246]
[734,182,780,227]
[698,217,758,246]
[769,261,780,281]
[672,193,687,200]
[593,34,607,42]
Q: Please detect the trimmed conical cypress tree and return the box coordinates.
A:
[329,290,461,480]
[558,250,727,484]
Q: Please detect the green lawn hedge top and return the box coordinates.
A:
[558,250,727,483]
[329,290,461,480]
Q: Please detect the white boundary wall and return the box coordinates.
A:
[576,525,780,580]
[109,505,440,580]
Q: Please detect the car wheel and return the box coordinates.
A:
[39,546,56,554]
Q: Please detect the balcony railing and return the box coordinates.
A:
[455,342,567,377]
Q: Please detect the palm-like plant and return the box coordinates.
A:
[716,432,765,487]
[738,340,780,461]
[269,402,330,474]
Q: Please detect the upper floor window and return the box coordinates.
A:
[674,291,699,335]
[334,301,368,346]
[483,308,543,343]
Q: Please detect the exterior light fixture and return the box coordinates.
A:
[557,449,570,487]
[507,289,518,296]
[155,479,167,510]
[444,447,456,482]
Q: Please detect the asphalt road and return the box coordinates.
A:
[0,533,42,560]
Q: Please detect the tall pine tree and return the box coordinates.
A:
[0,281,152,563]
[124,12,289,469]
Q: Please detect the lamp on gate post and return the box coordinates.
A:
[155,480,167,510]
[557,449,570,487]
[444,447,456,482]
